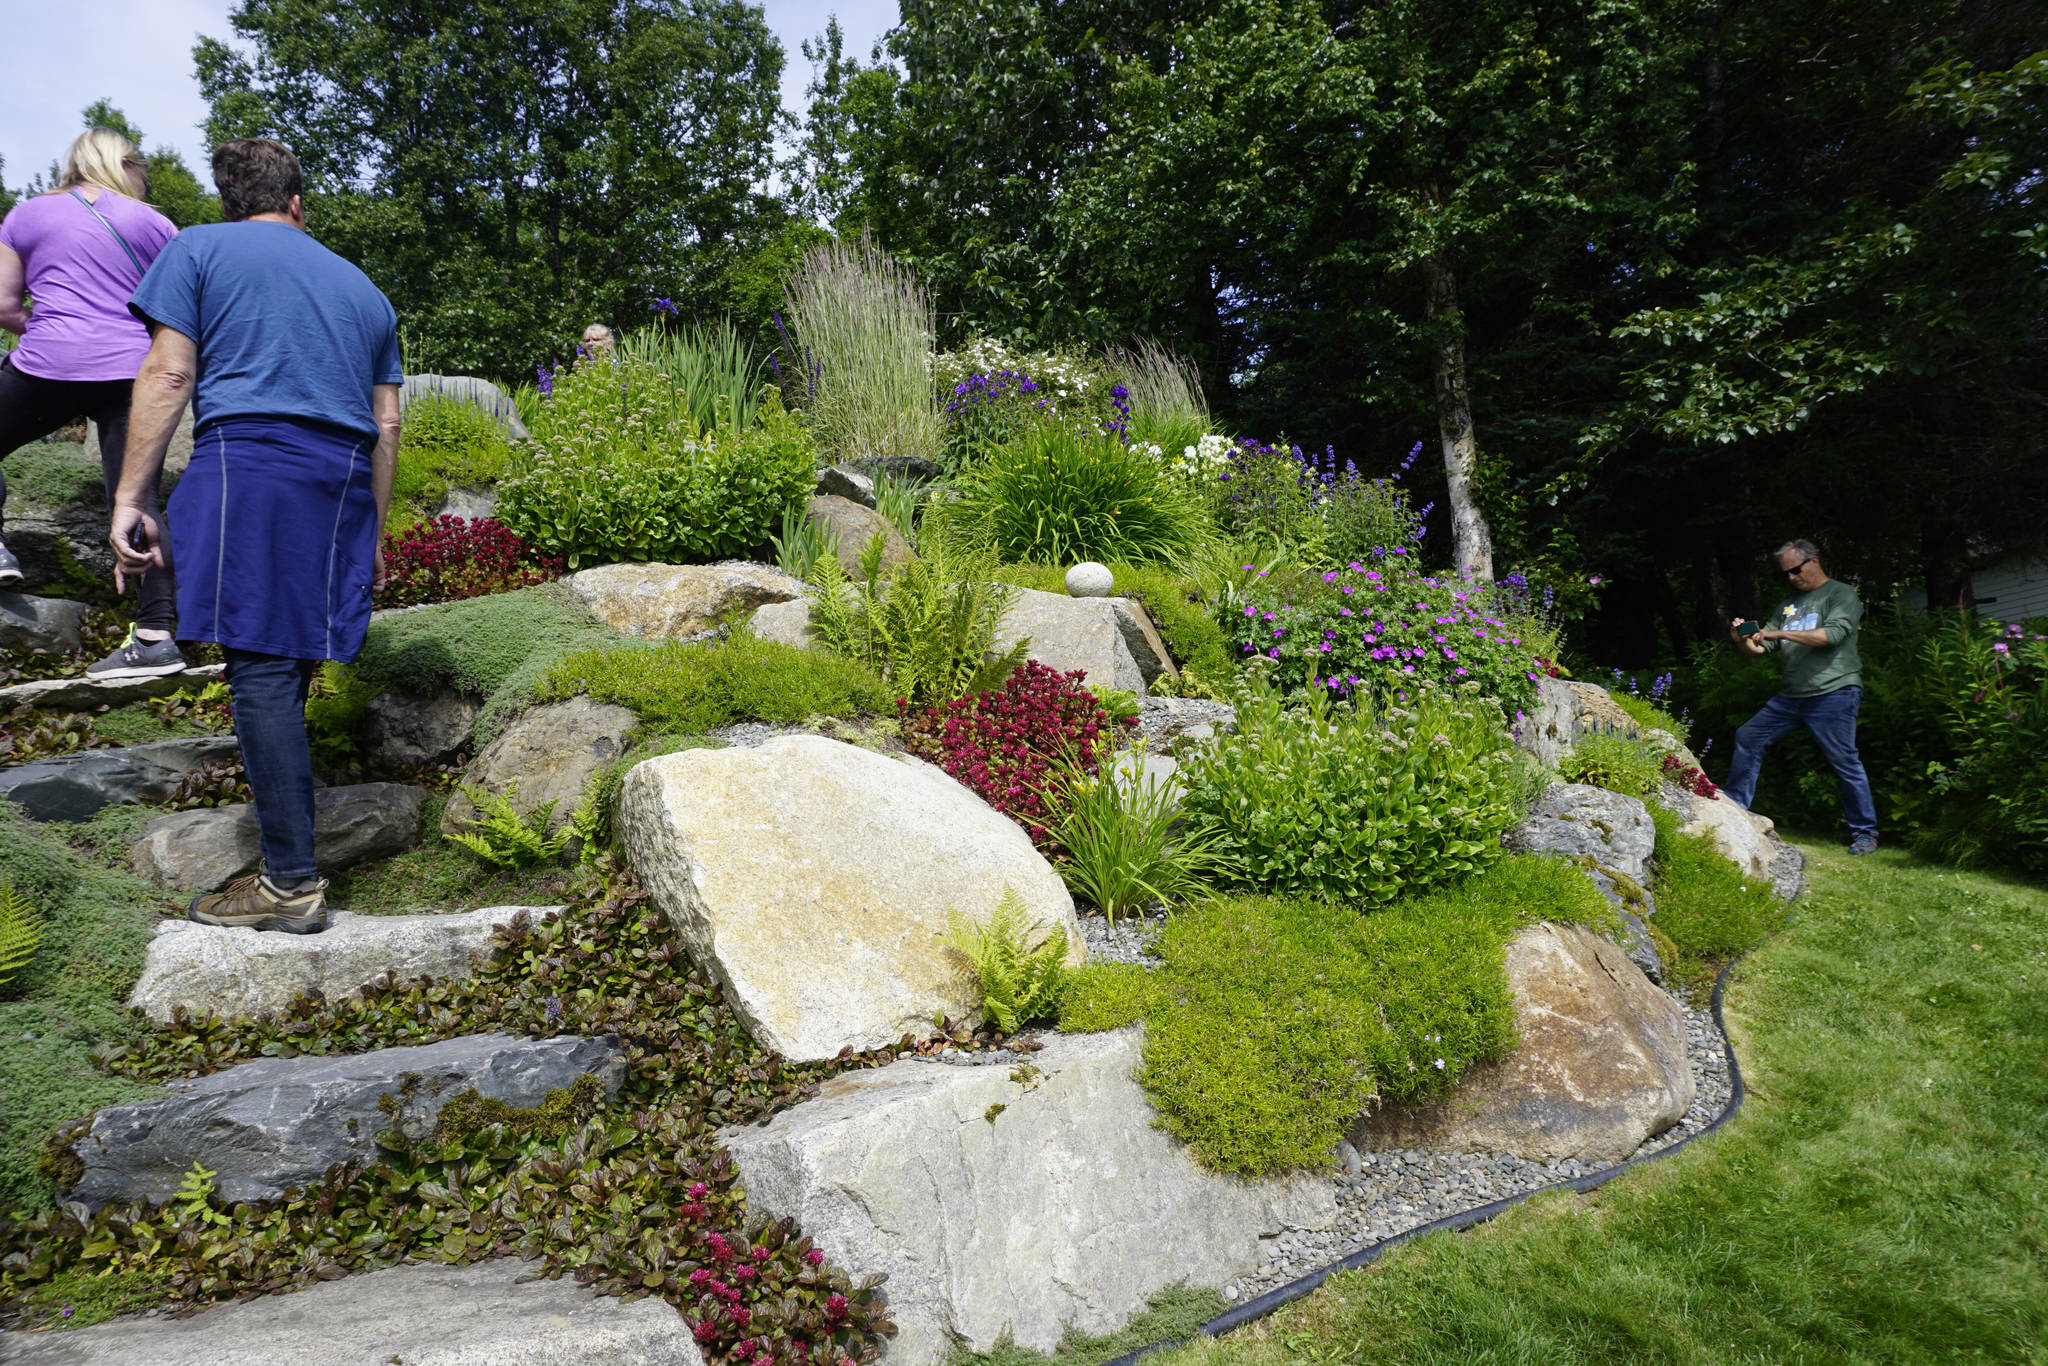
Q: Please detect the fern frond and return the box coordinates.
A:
[938,885,1069,1034]
[445,783,569,868]
[0,881,44,990]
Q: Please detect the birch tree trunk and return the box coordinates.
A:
[1421,253,1494,580]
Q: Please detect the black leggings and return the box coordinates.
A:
[0,354,176,631]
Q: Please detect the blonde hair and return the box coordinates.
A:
[58,128,145,198]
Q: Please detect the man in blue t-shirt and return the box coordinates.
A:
[110,138,402,935]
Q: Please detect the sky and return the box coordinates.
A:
[0,0,897,190]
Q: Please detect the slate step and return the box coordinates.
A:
[63,1032,624,1209]
[128,904,566,1024]
[0,1257,702,1365]
[0,662,225,714]
[128,782,427,891]
[0,736,242,821]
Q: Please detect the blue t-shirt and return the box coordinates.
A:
[129,221,401,439]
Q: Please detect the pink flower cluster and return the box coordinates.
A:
[1662,752,1719,799]
[899,660,1134,848]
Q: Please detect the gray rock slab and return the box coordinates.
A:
[747,596,816,649]
[0,663,225,714]
[129,783,426,891]
[815,463,877,507]
[0,737,241,822]
[441,697,637,835]
[1505,783,1656,884]
[993,588,1175,696]
[1137,696,1234,750]
[436,486,500,522]
[0,591,88,654]
[722,1027,1332,1366]
[850,453,944,484]
[126,904,558,1025]
[356,686,480,768]
[0,1257,701,1365]
[65,1033,624,1209]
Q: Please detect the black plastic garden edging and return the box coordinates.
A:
[1100,955,1751,1366]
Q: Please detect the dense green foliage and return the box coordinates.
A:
[940,428,1212,568]
[947,1286,1230,1366]
[938,887,1069,1034]
[1558,731,1667,800]
[498,355,813,567]
[539,631,893,733]
[1647,805,1789,988]
[1156,844,2048,1365]
[809,539,1025,708]
[782,233,945,468]
[1047,760,1229,922]
[387,394,514,535]
[1060,858,1613,1176]
[1179,678,1532,908]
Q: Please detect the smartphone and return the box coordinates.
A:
[1735,620,1762,637]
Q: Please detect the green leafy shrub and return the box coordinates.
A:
[810,538,1026,707]
[770,501,838,580]
[1559,729,1667,797]
[0,708,109,765]
[539,631,892,733]
[1047,760,1230,922]
[1648,805,1788,986]
[388,393,513,535]
[499,353,814,567]
[783,232,944,469]
[934,337,1116,469]
[1227,558,1547,718]
[939,887,1069,1034]
[0,880,43,991]
[445,783,569,868]
[941,427,1211,567]
[1179,675,1532,908]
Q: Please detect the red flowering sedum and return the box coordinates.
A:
[379,515,564,608]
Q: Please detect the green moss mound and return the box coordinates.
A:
[1648,804,1789,987]
[538,630,893,732]
[3,444,103,510]
[1059,857,1616,1177]
[0,806,164,1215]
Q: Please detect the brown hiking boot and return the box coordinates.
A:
[188,874,330,934]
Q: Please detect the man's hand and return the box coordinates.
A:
[372,546,387,593]
[1729,617,1767,656]
[109,504,164,592]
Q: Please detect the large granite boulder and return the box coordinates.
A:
[1655,783,1776,881]
[0,736,241,822]
[0,1257,701,1366]
[618,735,1082,1060]
[129,782,426,891]
[992,588,1176,695]
[722,1027,1332,1366]
[0,591,88,654]
[357,686,479,767]
[0,661,224,713]
[64,1033,624,1209]
[748,596,817,649]
[1352,921,1693,1163]
[562,560,806,639]
[399,373,530,439]
[1514,678,1647,768]
[126,904,554,1024]
[808,494,912,581]
[441,696,637,835]
[1505,783,1657,885]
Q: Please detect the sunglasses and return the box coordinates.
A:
[1781,557,1813,577]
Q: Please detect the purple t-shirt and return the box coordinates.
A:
[0,190,177,382]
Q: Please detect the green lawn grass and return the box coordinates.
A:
[1159,841,2048,1365]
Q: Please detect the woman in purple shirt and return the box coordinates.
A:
[0,128,184,678]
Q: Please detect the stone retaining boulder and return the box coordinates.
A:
[64,1032,624,1209]
[563,560,806,639]
[357,685,479,767]
[0,736,242,822]
[399,373,530,439]
[748,596,817,648]
[129,782,426,891]
[1505,783,1656,884]
[808,494,911,580]
[0,661,225,713]
[0,591,88,654]
[618,735,1082,1061]
[1655,782,1776,880]
[126,904,555,1024]
[991,588,1176,695]
[721,1027,1332,1366]
[1514,678,1651,768]
[442,696,637,835]
[1352,921,1693,1163]
[816,463,876,507]
[0,1257,701,1366]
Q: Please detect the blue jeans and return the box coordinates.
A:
[224,648,319,883]
[1723,685,1878,840]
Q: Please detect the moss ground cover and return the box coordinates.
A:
[1648,805,1791,989]
[327,792,575,915]
[1153,843,2048,1365]
[539,631,893,733]
[947,1286,1230,1366]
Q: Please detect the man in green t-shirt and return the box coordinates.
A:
[1725,539,1879,853]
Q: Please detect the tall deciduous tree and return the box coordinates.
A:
[192,0,789,376]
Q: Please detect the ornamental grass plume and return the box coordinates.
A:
[782,231,944,469]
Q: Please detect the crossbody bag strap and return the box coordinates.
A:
[68,189,146,277]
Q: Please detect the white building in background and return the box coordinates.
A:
[1901,555,2048,621]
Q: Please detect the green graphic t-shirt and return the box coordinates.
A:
[1766,577,1862,696]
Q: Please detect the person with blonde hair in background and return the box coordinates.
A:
[0,127,184,677]
[580,321,614,354]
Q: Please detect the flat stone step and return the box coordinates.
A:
[63,1032,624,1209]
[128,904,565,1024]
[0,662,226,714]
[0,736,241,821]
[0,1257,702,1365]
[128,782,427,892]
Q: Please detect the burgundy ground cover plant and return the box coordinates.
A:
[898,660,1134,849]
[1663,752,1720,798]
[380,515,564,608]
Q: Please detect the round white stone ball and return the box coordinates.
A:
[1065,561,1114,598]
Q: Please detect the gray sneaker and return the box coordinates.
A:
[85,629,187,680]
[0,541,22,586]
